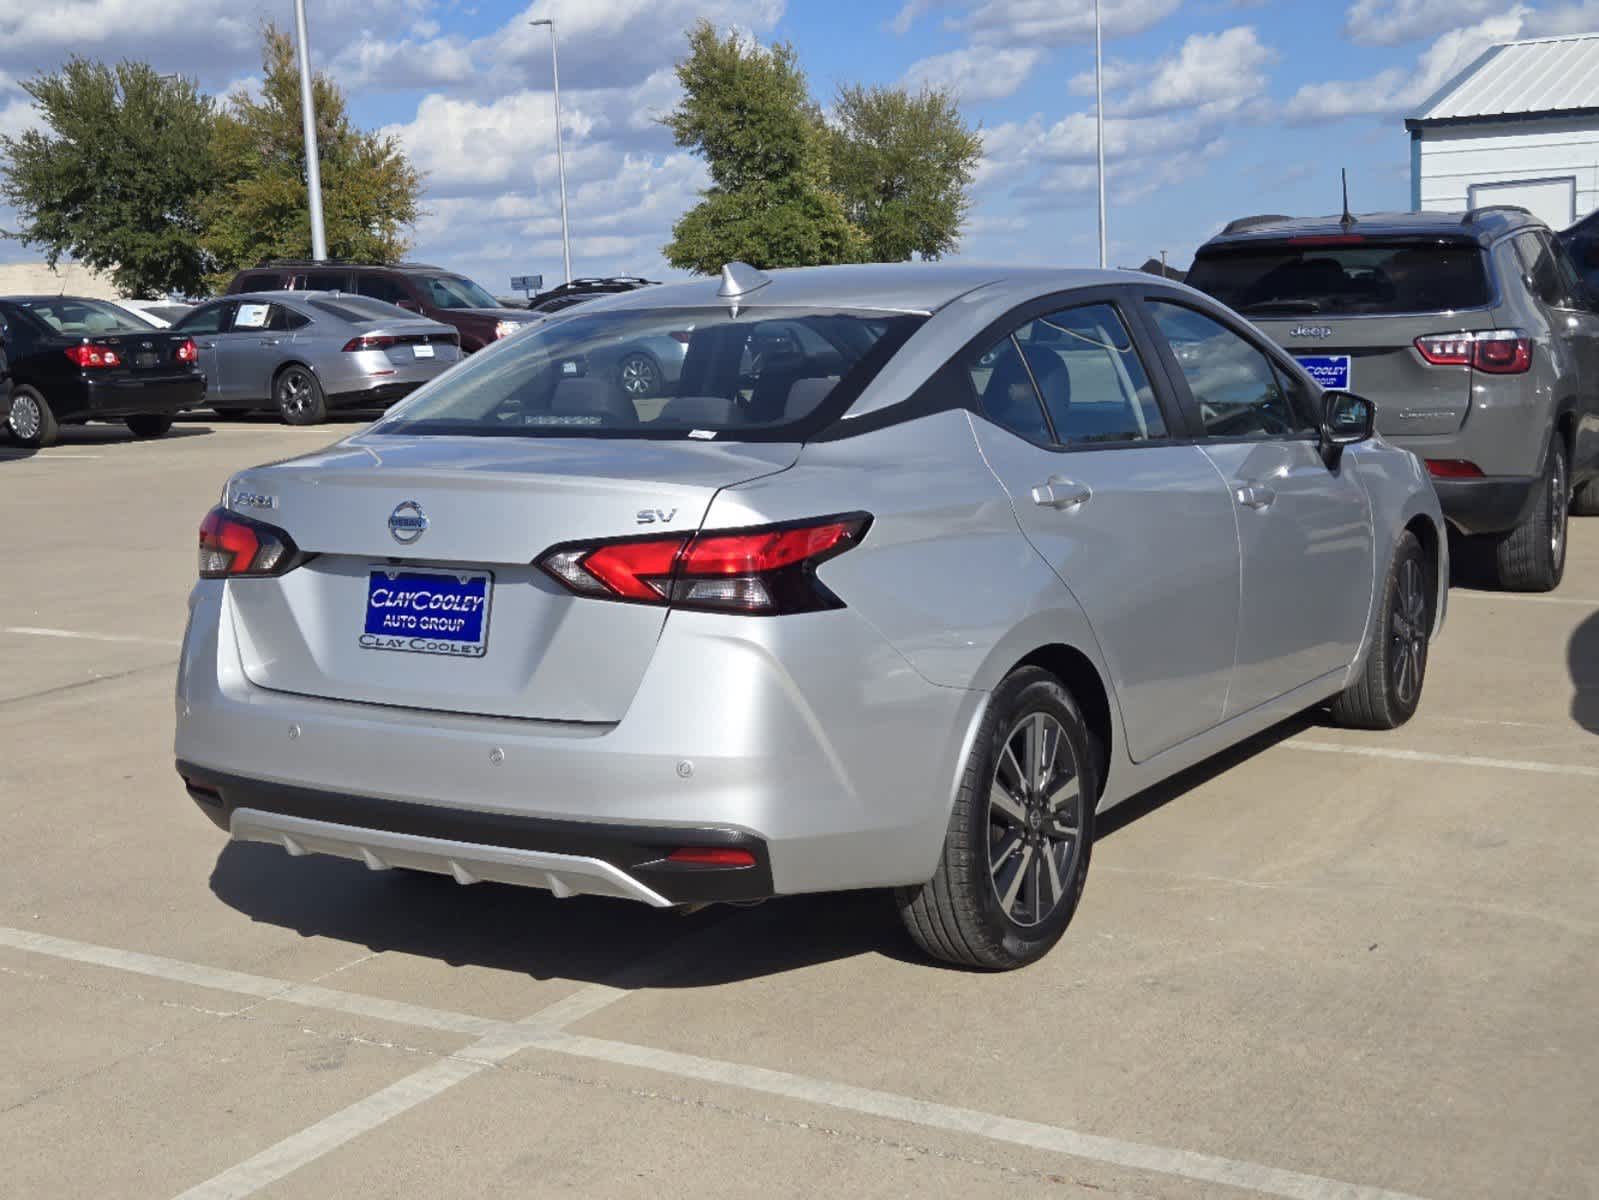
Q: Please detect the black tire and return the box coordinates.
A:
[1571,479,1599,517]
[125,414,174,439]
[1493,436,1567,592]
[274,365,327,425]
[1330,530,1431,730]
[897,667,1098,970]
[5,385,59,448]
[616,351,662,400]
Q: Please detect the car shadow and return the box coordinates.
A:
[208,841,910,986]
[1569,606,1599,734]
[0,423,214,462]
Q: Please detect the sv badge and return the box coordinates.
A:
[636,508,678,525]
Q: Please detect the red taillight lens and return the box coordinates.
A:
[64,344,121,369]
[669,330,692,345]
[198,506,303,579]
[342,335,396,352]
[537,514,870,615]
[1415,330,1531,374]
[175,338,198,364]
[1426,459,1485,479]
[666,847,756,867]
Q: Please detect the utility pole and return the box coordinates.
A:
[530,18,573,284]
[1094,0,1107,269]
[293,0,328,261]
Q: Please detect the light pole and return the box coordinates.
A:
[530,18,573,284]
[293,0,329,262]
[1094,0,1107,269]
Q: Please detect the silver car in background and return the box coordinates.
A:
[176,263,1446,969]
[173,291,461,425]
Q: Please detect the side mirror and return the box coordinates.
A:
[1320,389,1374,465]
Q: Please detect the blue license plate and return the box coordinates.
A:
[360,569,492,657]
[1295,354,1352,390]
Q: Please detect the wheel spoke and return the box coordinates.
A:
[988,782,1027,828]
[1044,841,1065,902]
[1030,851,1048,922]
[989,830,1024,875]
[999,742,1026,793]
[1044,773,1079,813]
[998,844,1034,914]
[1022,715,1042,792]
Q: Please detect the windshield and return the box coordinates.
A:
[416,274,501,309]
[21,298,149,335]
[371,306,923,440]
[1188,239,1492,315]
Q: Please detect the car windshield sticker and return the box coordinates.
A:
[235,303,271,330]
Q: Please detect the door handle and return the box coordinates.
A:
[1234,482,1277,510]
[195,341,215,349]
[1031,477,1093,510]
[260,338,282,347]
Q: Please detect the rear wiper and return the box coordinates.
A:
[1239,299,1324,314]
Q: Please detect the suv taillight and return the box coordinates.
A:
[64,344,121,369]
[198,506,305,579]
[1414,330,1532,374]
[538,514,871,615]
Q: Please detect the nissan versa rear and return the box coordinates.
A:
[177,263,1445,969]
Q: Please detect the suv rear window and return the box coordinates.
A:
[371,306,923,441]
[1188,239,1492,316]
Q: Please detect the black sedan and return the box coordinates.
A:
[0,296,206,448]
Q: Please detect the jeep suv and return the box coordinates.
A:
[225,262,537,353]
[1189,208,1599,591]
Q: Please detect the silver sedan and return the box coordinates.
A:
[176,262,1446,968]
[173,291,461,424]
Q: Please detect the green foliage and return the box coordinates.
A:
[0,60,218,296]
[827,84,981,263]
[201,25,421,287]
[663,22,866,273]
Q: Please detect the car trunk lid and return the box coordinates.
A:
[222,437,798,722]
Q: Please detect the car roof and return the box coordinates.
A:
[0,294,130,303]
[1201,208,1546,250]
[579,263,1135,316]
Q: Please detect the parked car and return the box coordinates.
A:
[1557,207,1599,297]
[224,261,536,353]
[176,262,1446,970]
[172,292,462,425]
[1188,207,1599,591]
[0,295,205,447]
[0,328,10,430]
[527,276,658,315]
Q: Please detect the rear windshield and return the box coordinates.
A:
[20,298,149,335]
[1188,239,1492,316]
[306,296,411,324]
[371,306,923,441]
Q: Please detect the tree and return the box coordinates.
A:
[0,61,218,296]
[827,84,981,263]
[663,22,865,274]
[201,25,421,284]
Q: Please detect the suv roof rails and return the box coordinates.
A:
[1221,214,1293,235]
[1461,205,1533,225]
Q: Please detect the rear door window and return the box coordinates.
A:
[1514,231,1579,309]
[356,274,410,305]
[1188,239,1492,316]
[175,302,236,335]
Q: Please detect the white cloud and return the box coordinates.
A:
[1111,26,1275,116]
[1285,8,1528,121]
[901,46,1046,102]
[1342,0,1506,45]
[960,0,1183,47]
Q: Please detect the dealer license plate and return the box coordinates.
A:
[359,568,491,657]
[1294,354,1351,390]
[413,343,435,358]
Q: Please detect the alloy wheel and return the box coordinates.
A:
[986,712,1083,928]
[1388,556,1428,707]
[279,370,313,417]
[619,354,659,398]
[1550,447,1568,569]
[9,394,41,441]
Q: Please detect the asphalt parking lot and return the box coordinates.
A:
[2,419,1597,1200]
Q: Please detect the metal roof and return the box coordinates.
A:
[1410,34,1599,125]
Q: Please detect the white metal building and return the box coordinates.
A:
[1408,33,1599,231]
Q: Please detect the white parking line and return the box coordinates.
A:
[1448,590,1599,608]
[0,923,1434,1200]
[3,626,181,647]
[1287,739,1599,779]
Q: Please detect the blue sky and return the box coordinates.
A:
[3,0,1598,292]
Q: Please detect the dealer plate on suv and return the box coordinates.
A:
[359,568,492,657]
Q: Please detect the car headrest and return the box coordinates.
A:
[548,376,635,424]
[784,377,839,421]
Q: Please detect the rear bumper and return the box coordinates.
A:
[178,762,773,904]
[1432,474,1540,536]
[328,380,422,408]
[71,373,206,419]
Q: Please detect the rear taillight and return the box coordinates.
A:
[666,847,756,867]
[198,506,304,579]
[175,339,198,364]
[669,330,692,345]
[1426,459,1485,479]
[537,514,870,615]
[1414,330,1532,374]
[64,344,121,369]
[343,335,396,352]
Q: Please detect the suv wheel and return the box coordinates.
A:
[1493,436,1567,592]
[897,667,1097,970]
[1331,530,1431,729]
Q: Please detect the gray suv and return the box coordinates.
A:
[1188,207,1599,591]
